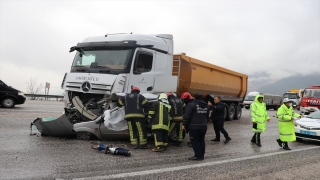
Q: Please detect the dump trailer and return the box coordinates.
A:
[173,54,248,120]
[61,33,248,126]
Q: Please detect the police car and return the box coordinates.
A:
[294,110,320,141]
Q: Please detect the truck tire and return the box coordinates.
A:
[1,97,16,108]
[223,106,228,120]
[226,104,235,120]
[245,107,250,110]
[234,105,242,120]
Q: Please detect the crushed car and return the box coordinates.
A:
[31,93,184,142]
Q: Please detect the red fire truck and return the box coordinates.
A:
[300,85,320,115]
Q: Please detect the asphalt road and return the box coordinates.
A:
[1,100,320,180]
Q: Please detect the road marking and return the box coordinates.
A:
[70,146,320,180]
[2,110,63,113]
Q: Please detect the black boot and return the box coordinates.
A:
[276,139,283,148]
[211,138,220,142]
[283,142,291,150]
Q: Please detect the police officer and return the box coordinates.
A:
[276,98,301,150]
[167,92,184,147]
[118,86,149,149]
[182,93,209,160]
[148,93,172,152]
[210,96,231,144]
[250,94,270,147]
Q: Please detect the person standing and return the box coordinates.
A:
[182,93,209,160]
[117,86,149,149]
[210,96,231,144]
[167,92,184,146]
[180,92,194,147]
[276,98,301,150]
[148,93,172,152]
[250,94,270,147]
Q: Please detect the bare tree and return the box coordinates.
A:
[25,78,43,100]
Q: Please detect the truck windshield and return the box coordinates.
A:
[283,93,297,99]
[244,96,255,101]
[72,48,133,71]
[303,89,320,98]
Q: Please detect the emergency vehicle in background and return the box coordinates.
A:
[299,86,320,115]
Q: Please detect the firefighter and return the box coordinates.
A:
[276,98,301,150]
[117,86,149,149]
[250,94,270,147]
[148,93,172,152]
[180,92,194,147]
[167,92,184,146]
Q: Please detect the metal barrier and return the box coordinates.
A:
[25,94,63,101]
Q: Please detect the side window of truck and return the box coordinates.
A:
[133,52,153,74]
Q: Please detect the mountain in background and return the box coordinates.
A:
[251,73,320,95]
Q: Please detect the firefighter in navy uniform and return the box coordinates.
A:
[148,93,172,152]
[167,92,184,146]
[117,86,150,149]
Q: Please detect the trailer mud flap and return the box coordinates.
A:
[31,114,75,137]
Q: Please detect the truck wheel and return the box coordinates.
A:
[76,132,93,140]
[223,106,228,120]
[245,107,249,110]
[1,97,16,108]
[234,105,242,120]
[226,104,235,121]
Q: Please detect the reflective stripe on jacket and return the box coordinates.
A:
[250,94,270,133]
[118,92,148,119]
[148,101,172,131]
[276,104,300,142]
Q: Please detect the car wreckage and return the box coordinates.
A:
[31,93,184,142]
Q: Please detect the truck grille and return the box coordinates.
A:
[66,82,112,94]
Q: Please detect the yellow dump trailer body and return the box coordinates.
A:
[173,54,248,99]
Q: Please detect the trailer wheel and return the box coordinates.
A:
[234,105,242,120]
[226,104,235,121]
[223,106,228,120]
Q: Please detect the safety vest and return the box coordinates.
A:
[276,104,300,142]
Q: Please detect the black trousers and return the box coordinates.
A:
[213,120,229,140]
[153,129,169,147]
[127,118,147,146]
[189,129,207,159]
[251,133,261,144]
[168,121,184,142]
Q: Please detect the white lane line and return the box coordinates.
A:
[70,146,320,180]
[1,110,63,113]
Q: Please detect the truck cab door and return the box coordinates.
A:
[126,50,155,93]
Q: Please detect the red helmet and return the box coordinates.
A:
[131,86,140,91]
[180,92,193,100]
[167,92,173,97]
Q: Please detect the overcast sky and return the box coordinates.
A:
[0,0,319,95]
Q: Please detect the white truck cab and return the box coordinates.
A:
[61,34,178,107]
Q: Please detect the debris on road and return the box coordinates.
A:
[91,142,131,157]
